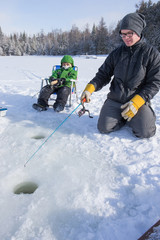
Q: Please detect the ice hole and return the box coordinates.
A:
[14,181,38,194]
[31,135,45,139]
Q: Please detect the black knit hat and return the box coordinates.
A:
[119,13,146,36]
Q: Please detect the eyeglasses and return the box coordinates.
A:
[120,32,134,38]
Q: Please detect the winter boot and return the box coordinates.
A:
[54,103,64,112]
[32,103,47,112]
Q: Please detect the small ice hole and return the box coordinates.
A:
[14,181,38,194]
[32,135,45,139]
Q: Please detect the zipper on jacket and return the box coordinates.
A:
[121,46,133,102]
[124,46,133,85]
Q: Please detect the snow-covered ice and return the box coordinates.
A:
[0,55,160,240]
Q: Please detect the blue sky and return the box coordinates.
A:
[0,0,159,35]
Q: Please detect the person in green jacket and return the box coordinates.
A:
[33,55,77,112]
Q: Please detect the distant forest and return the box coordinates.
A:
[0,0,160,56]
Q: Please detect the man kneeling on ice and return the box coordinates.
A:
[81,13,160,138]
[33,55,77,112]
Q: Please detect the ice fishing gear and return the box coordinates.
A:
[24,99,87,167]
[78,100,93,118]
[0,107,7,117]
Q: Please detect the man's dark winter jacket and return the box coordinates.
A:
[90,38,160,104]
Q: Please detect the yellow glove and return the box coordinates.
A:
[81,84,95,103]
[121,95,145,121]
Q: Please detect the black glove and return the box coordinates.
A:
[49,77,65,88]
[58,78,65,86]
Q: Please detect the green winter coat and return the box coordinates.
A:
[51,67,77,88]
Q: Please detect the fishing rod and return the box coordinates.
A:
[24,98,92,167]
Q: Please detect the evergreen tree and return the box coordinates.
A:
[90,24,98,54]
[136,0,160,51]
[96,17,109,54]
[81,24,91,54]
[68,25,81,55]
[0,27,4,55]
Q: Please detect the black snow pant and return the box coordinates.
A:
[38,85,71,108]
[97,99,156,138]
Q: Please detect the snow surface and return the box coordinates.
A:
[0,55,160,240]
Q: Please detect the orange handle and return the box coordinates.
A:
[82,98,86,103]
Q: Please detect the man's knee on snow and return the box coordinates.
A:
[97,117,124,134]
[133,126,156,139]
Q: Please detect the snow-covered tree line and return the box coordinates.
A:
[0,0,159,56]
[0,18,115,56]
